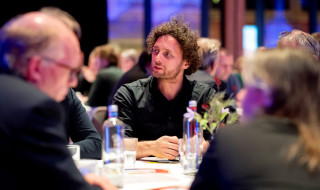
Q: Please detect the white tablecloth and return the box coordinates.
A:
[77,158,195,190]
[121,159,195,190]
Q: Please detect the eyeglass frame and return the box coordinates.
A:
[278,31,317,55]
[40,56,82,81]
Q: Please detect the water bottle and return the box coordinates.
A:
[182,100,203,175]
[101,104,124,187]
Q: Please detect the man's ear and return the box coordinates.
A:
[183,60,190,70]
[25,56,42,84]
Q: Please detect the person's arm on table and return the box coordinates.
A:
[113,86,179,159]
[136,136,179,159]
[64,89,101,159]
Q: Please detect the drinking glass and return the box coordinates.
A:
[67,144,80,161]
[124,137,138,169]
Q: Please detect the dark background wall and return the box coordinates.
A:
[0,0,108,64]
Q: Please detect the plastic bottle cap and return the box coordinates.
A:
[189,100,197,108]
[108,105,118,113]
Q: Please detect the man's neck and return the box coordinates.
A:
[157,75,184,101]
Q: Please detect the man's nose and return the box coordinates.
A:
[153,54,163,65]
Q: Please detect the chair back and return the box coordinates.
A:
[90,106,107,137]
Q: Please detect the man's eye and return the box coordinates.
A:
[164,52,171,58]
[152,49,159,54]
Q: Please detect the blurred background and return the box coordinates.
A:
[0,0,318,64]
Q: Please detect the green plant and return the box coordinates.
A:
[195,92,239,135]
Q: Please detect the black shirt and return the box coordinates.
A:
[112,76,216,141]
[61,89,101,159]
[108,63,149,105]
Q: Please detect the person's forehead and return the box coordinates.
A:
[220,54,233,63]
[154,35,181,51]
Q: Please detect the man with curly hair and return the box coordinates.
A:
[112,16,215,159]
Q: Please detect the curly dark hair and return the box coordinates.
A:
[146,16,200,75]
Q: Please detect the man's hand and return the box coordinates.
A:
[136,136,179,160]
[84,173,118,190]
[152,136,179,159]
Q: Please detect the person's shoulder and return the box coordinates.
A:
[227,73,240,84]
[98,66,123,76]
[60,88,79,108]
[116,76,152,97]
[113,76,152,103]
[191,79,216,94]
[118,65,148,84]
[216,117,285,141]
[123,76,151,88]
[0,75,63,123]
[0,75,53,102]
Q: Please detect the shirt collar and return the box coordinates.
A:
[149,75,192,101]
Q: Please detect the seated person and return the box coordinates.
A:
[0,11,115,190]
[112,17,216,160]
[190,48,320,189]
[186,37,221,88]
[76,43,121,96]
[61,88,101,159]
[214,49,241,98]
[86,44,123,107]
[41,7,101,159]
[118,48,139,73]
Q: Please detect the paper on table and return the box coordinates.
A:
[151,186,189,190]
[126,168,168,174]
[123,173,188,190]
[140,157,179,163]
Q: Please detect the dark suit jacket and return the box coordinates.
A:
[190,116,320,190]
[0,75,101,190]
[61,89,101,159]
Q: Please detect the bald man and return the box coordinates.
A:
[0,12,116,190]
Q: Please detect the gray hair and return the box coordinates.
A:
[277,29,320,60]
[0,14,59,76]
[40,6,82,39]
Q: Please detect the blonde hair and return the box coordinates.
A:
[197,38,221,70]
[243,48,320,172]
[89,44,121,67]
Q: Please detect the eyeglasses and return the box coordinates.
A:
[278,31,290,38]
[279,31,316,54]
[301,32,317,54]
[41,56,82,81]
